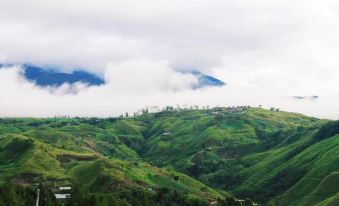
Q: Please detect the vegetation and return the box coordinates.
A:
[0,107,338,205]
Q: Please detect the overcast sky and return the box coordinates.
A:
[1,0,339,118]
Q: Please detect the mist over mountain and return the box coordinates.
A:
[292,95,319,101]
[1,1,339,205]
[183,70,226,89]
[22,64,105,87]
[1,64,226,90]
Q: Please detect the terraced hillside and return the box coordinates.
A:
[0,107,338,206]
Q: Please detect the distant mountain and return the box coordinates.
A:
[292,95,319,100]
[0,63,12,68]
[185,70,226,89]
[22,64,105,87]
[1,64,225,89]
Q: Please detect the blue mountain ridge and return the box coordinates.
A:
[22,64,105,87]
[0,64,226,89]
[180,70,226,89]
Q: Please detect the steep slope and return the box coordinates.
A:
[0,119,223,204]
[0,108,338,205]
[266,125,339,206]
[138,108,318,172]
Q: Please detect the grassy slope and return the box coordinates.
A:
[0,108,338,205]
[134,108,339,205]
[268,135,339,206]
[0,118,222,202]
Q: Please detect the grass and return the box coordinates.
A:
[0,107,337,205]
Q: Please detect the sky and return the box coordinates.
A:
[1,0,339,118]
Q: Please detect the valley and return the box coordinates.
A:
[0,107,338,206]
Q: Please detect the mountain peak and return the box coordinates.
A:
[179,70,226,89]
[22,64,105,87]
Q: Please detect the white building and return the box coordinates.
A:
[55,194,71,199]
[58,186,72,190]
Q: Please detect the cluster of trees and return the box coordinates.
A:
[0,183,244,206]
[44,104,255,120]
[64,187,211,206]
[0,183,35,206]
[269,107,280,112]
[0,180,263,206]
[123,104,213,118]
[0,183,58,206]
[314,120,339,140]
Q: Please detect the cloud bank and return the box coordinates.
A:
[1,62,338,119]
[1,0,339,118]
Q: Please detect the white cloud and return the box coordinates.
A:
[1,0,339,118]
[1,62,339,119]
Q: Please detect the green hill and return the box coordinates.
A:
[0,130,222,205]
[0,107,338,205]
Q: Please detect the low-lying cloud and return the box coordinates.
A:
[1,60,338,119]
[1,0,339,118]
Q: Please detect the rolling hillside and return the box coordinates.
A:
[0,107,338,205]
[0,118,223,206]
